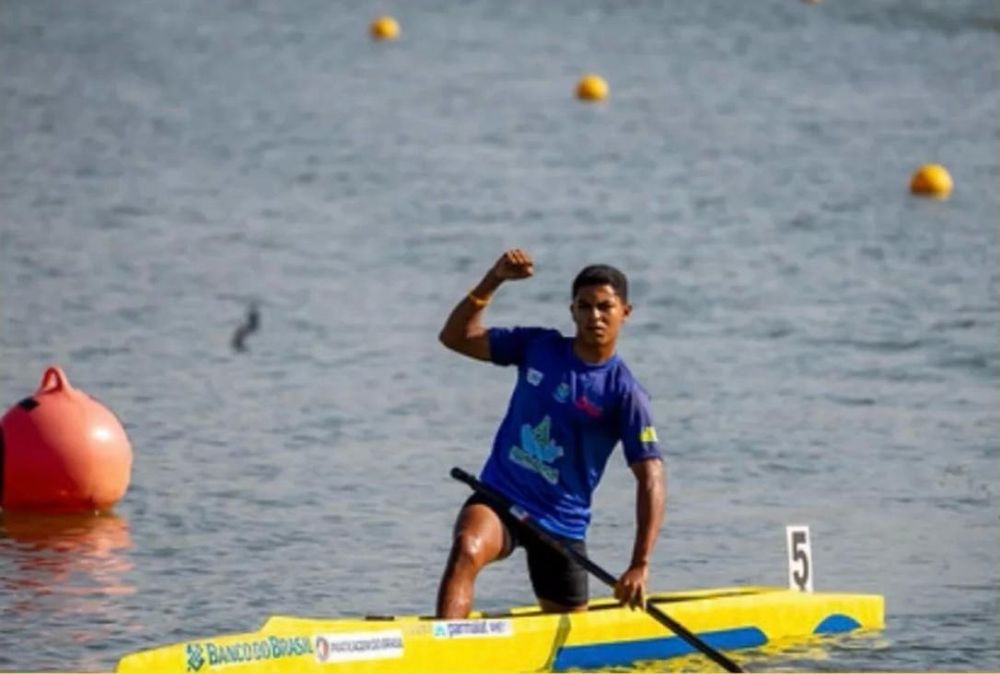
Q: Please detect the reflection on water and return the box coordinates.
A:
[0,511,136,660]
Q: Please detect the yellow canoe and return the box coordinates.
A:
[115,585,884,673]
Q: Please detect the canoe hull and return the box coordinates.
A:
[116,586,884,673]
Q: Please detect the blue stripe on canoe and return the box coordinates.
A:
[552,627,767,671]
[814,614,861,633]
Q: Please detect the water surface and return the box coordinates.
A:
[1,1,997,670]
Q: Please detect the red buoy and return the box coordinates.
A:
[1,366,132,513]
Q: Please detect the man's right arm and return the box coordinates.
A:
[438,249,534,361]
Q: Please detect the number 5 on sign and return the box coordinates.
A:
[786,525,813,592]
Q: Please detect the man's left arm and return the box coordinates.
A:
[615,457,665,609]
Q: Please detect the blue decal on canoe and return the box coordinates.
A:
[552,627,766,671]
[814,614,860,634]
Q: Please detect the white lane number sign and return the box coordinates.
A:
[786,525,813,592]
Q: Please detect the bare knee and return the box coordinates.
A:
[437,504,508,619]
[438,529,497,619]
[446,503,507,571]
[448,530,491,571]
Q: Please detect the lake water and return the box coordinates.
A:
[1,0,997,671]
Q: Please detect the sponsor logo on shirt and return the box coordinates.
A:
[640,426,658,443]
[508,416,563,484]
[552,382,570,403]
[526,368,543,386]
[573,395,603,418]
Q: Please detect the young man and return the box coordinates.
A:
[436,248,665,618]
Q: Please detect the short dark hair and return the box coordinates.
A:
[571,264,629,302]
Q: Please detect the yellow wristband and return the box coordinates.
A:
[467,291,490,307]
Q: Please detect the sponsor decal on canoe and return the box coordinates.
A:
[313,630,404,663]
[432,619,513,639]
[184,635,312,671]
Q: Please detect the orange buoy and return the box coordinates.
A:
[369,15,400,41]
[576,74,609,101]
[0,366,132,513]
[909,163,953,198]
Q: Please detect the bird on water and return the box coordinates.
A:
[231,302,260,353]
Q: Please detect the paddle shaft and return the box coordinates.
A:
[450,467,745,673]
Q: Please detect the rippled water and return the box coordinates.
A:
[1,1,998,671]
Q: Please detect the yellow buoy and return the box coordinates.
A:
[370,15,400,41]
[909,163,953,198]
[576,74,609,102]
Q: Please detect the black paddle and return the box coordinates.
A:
[450,467,746,673]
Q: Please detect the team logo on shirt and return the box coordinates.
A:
[509,416,563,485]
[526,368,544,386]
[552,382,570,403]
[640,426,659,443]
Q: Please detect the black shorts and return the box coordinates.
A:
[463,493,589,607]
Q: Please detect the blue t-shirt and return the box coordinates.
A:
[480,327,663,540]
